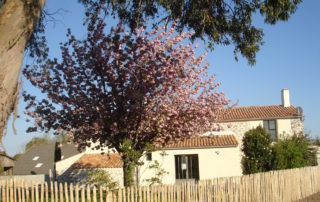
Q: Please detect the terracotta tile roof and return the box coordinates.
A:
[218,105,300,122]
[71,153,123,169]
[162,135,238,149]
[71,136,238,168]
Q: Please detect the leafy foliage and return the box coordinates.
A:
[271,135,317,170]
[25,135,53,150]
[241,126,273,174]
[87,169,118,189]
[13,153,23,160]
[79,0,302,65]
[145,150,169,185]
[242,127,317,174]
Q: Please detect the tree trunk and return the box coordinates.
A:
[123,160,135,187]
[0,0,45,146]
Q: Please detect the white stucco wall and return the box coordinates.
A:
[277,119,293,138]
[219,118,303,143]
[62,168,124,187]
[56,153,84,176]
[138,146,242,186]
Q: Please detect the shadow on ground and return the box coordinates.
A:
[296,192,320,202]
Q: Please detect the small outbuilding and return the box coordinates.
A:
[0,153,15,176]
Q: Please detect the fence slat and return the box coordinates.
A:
[70,183,74,202]
[75,184,79,202]
[50,182,54,202]
[35,183,39,202]
[59,183,63,202]
[99,186,103,202]
[30,183,34,202]
[81,185,85,202]
[45,183,48,202]
[54,182,58,202]
[25,183,29,202]
[40,183,43,202]
[86,185,91,202]
[93,186,97,202]
[22,181,26,202]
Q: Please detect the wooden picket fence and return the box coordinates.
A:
[1,166,320,202]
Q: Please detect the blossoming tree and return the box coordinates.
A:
[23,18,229,186]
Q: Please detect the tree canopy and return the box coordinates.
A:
[23,17,229,185]
[79,0,302,65]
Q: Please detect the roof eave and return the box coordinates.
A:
[218,116,302,123]
[160,144,239,150]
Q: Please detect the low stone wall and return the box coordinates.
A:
[0,174,45,185]
[57,168,124,187]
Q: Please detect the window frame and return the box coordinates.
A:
[146,152,152,161]
[174,154,199,181]
[263,119,277,140]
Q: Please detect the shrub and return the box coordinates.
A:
[271,135,317,169]
[87,169,118,189]
[241,126,273,174]
[145,151,169,185]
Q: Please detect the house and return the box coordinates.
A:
[13,143,55,182]
[216,88,303,144]
[55,143,85,182]
[57,135,240,186]
[60,153,124,186]
[56,88,303,186]
[0,153,15,176]
[137,135,241,185]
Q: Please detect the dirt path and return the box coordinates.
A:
[297,192,320,202]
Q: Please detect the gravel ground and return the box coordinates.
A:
[296,192,320,202]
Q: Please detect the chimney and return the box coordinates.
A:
[281,88,290,107]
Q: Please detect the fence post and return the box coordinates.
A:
[17,180,21,202]
[22,181,26,202]
[135,187,138,202]
[54,181,58,202]
[81,185,85,202]
[64,182,69,202]
[99,186,103,202]
[70,183,74,202]
[59,183,63,202]
[86,185,91,202]
[92,186,97,202]
[35,183,39,202]
[139,186,142,202]
[75,184,79,202]
[117,188,122,202]
[50,182,54,202]
[40,183,44,202]
[25,182,29,202]
[44,183,48,202]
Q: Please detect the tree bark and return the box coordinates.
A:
[123,160,135,187]
[0,0,45,147]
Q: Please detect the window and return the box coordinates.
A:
[175,154,199,181]
[146,152,152,161]
[35,163,43,168]
[263,120,277,140]
[32,156,39,161]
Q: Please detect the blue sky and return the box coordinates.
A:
[3,1,320,156]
